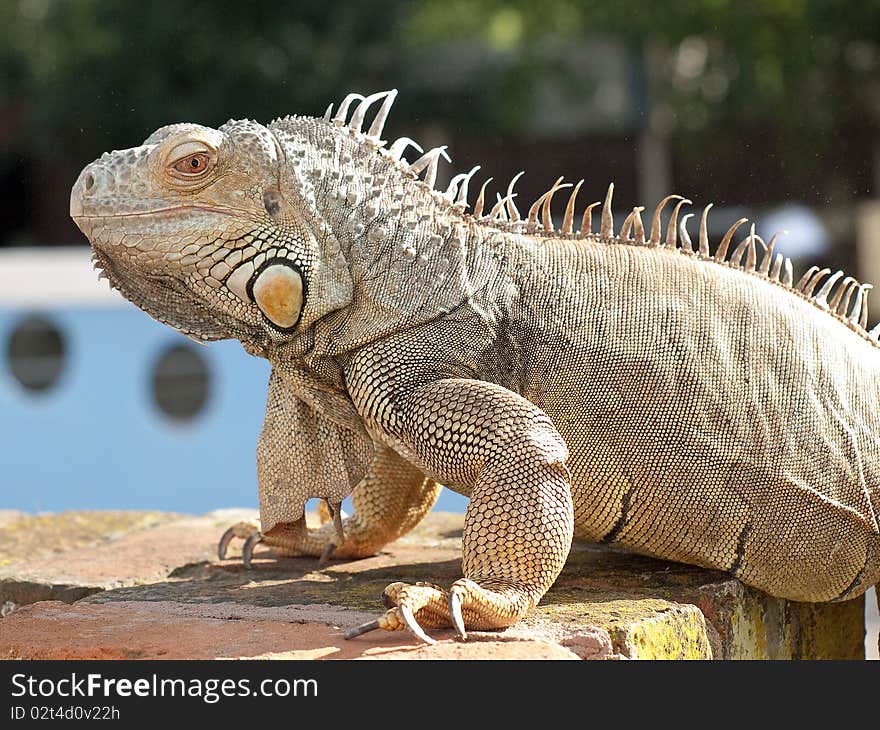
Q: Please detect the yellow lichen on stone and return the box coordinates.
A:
[535,594,713,659]
[698,581,865,659]
[611,604,713,660]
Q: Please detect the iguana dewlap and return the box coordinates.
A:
[70,89,880,643]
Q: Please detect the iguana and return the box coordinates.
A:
[70,89,880,644]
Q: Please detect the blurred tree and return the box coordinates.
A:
[402,0,880,171]
[0,0,412,150]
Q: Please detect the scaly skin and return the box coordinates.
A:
[70,90,880,644]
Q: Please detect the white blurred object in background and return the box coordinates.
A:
[757,203,830,260]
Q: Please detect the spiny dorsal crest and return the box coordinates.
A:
[320,88,877,344]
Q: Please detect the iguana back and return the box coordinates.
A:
[482,236,880,602]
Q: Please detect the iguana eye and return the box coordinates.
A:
[172,153,210,175]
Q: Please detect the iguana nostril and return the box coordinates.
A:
[83,172,95,192]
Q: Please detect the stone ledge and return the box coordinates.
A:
[0,510,871,660]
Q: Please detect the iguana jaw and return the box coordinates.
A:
[88,243,238,342]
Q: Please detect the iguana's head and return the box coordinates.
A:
[70,117,349,348]
[72,89,493,358]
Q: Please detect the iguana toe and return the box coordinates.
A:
[344,581,455,645]
[217,520,262,561]
[217,515,371,568]
[344,578,539,644]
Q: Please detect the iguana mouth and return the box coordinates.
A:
[75,204,238,220]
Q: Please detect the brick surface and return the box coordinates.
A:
[0,600,581,660]
[0,509,255,606]
[0,510,871,660]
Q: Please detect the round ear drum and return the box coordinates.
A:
[247,260,305,331]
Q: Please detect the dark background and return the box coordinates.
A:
[1,0,879,273]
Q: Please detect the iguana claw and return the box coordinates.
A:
[326,501,346,544]
[400,604,436,645]
[217,526,237,561]
[215,512,351,568]
[242,532,264,569]
[449,592,467,640]
[344,582,458,645]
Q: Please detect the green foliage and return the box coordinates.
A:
[0,0,410,158]
[401,0,880,163]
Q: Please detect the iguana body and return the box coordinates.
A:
[70,90,880,642]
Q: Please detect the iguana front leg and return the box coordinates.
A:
[346,374,574,643]
[219,445,442,565]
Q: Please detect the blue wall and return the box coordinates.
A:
[0,305,468,515]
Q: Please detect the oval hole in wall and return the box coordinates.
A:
[151,343,211,422]
[6,315,66,393]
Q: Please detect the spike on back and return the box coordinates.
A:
[632,207,646,244]
[580,201,601,235]
[837,279,858,316]
[317,89,878,344]
[830,276,856,311]
[473,178,493,218]
[366,89,397,141]
[542,179,572,232]
[505,172,525,222]
[679,213,695,252]
[648,195,683,246]
[488,192,511,221]
[348,91,388,135]
[760,231,784,276]
[803,268,832,298]
[744,226,760,271]
[408,146,450,189]
[332,93,365,127]
[387,137,423,163]
[782,258,794,287]
[715,219,748,263]
[562,180,584,235]
[457,166,481,209]
[665,199,691,248]
[858,285,872,329]
[698,204,712,256]
[620,207,645,243]
[814,271,844,308]
[600,184,614,238]
[528,177,563,228]
[445,171,470,202]
[620,208,636,240]
[796,266,821,293]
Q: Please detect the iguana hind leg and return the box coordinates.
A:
[218,445,442,566]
